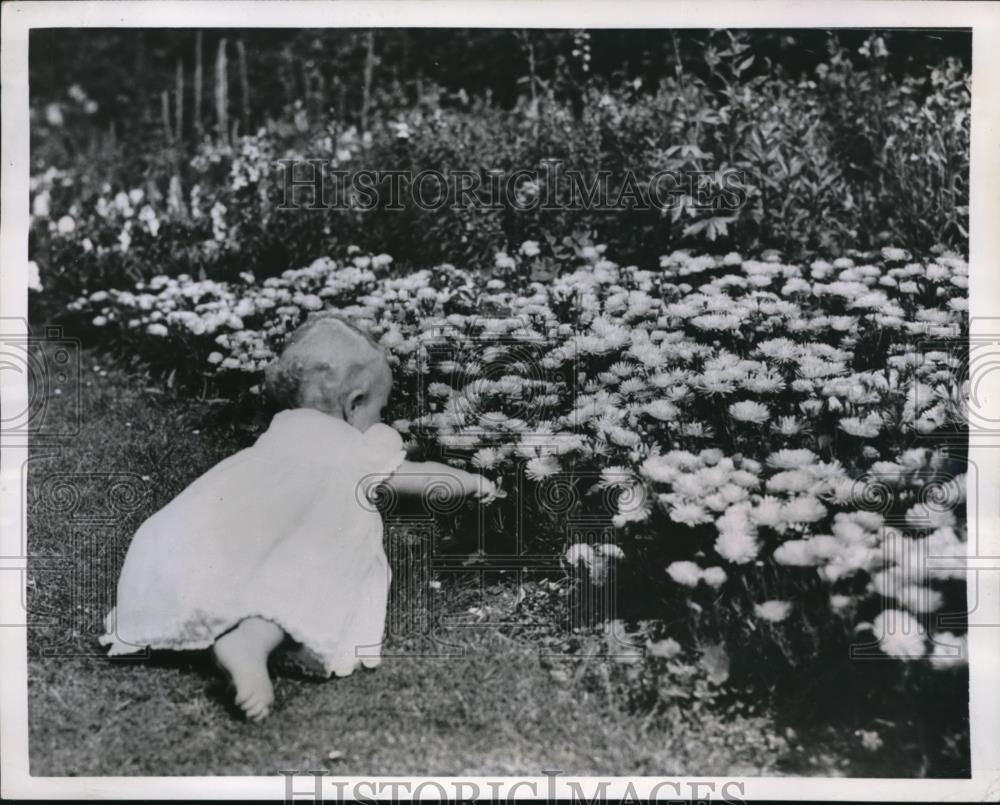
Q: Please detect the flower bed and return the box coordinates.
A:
[65,245,969,673]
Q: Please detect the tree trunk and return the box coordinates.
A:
[215,37,229,143]
[236,38,251,134]
[161,90,173,144]
[175,59,184,143]
[194,31,203,136]
[360,30,375,130]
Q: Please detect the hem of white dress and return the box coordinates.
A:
[100,609,383,679]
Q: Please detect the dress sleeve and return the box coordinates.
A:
[362,423,407,483]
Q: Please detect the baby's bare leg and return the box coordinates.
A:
[212,617,285,721]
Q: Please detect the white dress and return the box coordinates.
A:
[99,408,406,678]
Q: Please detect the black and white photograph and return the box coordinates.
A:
[2,1,999,799]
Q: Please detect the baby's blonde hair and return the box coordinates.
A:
[264,314,391,414]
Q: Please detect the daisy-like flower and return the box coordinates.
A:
[773,416,807,437]
[744,372,786,394]
[715,503,759,564]
[893,584,944,614]
[766,469,815,494]
[781,495,827,524]
[755,337,800,362]
[750,496,786,529]
[609,361,636,378]
[767,448,818,469]
[669,502,713,527]
[728,400,770,424]
[524,456,561,481]
[471,447,503,470]
[881,247,911,263]
[872,609,926,659]
[427,382,454,398]
[641,455,678,484]
[729,469,761,489]
[598,466,633,489]
[905,501,957,530]
[701,566,727,588]
[666,560,703,587]
[928,632,968,669]
[619,377,647,396]
[696,372,735,395]
[606,426,642,448]
[838,412,883,438]
[643,399,680,421]
[613,483,652,526]
[715,528,759,564]
[754,600,793,622]
[773,539,821,567]
[565,543,594,565]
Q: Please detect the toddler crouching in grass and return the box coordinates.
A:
[100,314,499,720]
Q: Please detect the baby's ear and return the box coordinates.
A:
[345,388,366,413]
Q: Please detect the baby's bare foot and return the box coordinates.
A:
[212,617,285,722]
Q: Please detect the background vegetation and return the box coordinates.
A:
[31,28,970,301]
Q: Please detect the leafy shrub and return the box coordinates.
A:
[29,34,969,304]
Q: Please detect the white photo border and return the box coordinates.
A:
[2,1,998,800]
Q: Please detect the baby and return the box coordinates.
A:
[100,314,497,720]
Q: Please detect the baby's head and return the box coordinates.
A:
[264,314,392,431]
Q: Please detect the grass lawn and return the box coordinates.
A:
[24,349,959,777]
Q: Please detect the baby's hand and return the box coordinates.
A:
[473,476,506,505]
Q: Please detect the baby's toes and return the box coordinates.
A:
[236,683,274,721]
[240,692,265,720]
[248,704,271,722]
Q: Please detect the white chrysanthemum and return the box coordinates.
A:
[715,516,759,565]
[598,466,633,489]
[471,447,502,470]
[750,496,786,529]
[766,469,815,494]
[524,456,560,481]
[767,448,818,469]
[669,502,713,527]
[839,413,883,438]
[565,543,594,565]
[613,484,652,526]
[754,600,792,622]
[905,501,957,530]
[928,632,968,669]
[702,566,727,588]
[619,377,647,396]
[781,496,827,524]
[729,469,760,489]
[872,609,926,659]
[595,543,625,560]
[666,560,702,587]
[773,539,818,567]
[728,400,770,424]
[644,399,680,421]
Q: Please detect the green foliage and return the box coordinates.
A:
[30,32,969,303]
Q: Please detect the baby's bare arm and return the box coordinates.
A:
[383,460,491,499]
